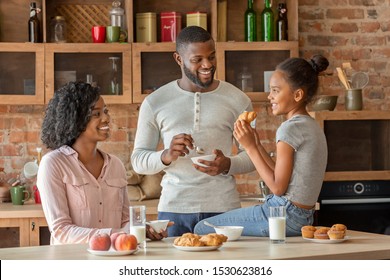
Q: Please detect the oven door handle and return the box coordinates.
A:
[321,198,390,205]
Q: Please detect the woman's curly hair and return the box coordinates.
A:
[41,81,100,150]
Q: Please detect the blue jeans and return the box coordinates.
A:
[194,195,315,237]
[158,212,222,237]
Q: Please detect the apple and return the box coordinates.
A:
[110,232,125,250]
[89,233,111,251]
[115,234,138,251]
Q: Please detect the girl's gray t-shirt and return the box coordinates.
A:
[276,115,328,206]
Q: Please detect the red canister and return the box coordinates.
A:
[160,12,181,42]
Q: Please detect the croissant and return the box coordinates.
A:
[199,233,228,246]
[238,111,257,123]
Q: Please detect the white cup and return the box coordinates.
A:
[129,205,146,248]
[269,206,286,244]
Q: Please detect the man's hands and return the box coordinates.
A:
[192,149,231,176]
[161,133,194,165]
[161,133,231,176]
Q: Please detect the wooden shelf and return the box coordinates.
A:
[1,0,299,105]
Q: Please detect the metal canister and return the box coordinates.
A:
[160,12,181,42]
[136,12,157,42]
[186,12,207,30]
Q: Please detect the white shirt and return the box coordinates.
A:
[131,80,255,213]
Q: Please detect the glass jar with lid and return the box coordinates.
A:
[50,16,67,43]
[110,1,127,42]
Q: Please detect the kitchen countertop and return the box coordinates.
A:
[1,230,389,260]
[0,203,46,218]
[0,197,264,220]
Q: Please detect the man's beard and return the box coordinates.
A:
[183,63,215,89]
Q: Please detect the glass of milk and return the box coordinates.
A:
[129,205,146,248]
[269,206,286,244]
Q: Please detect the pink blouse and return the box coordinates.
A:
[37,146,129,244]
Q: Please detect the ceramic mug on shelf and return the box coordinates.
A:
[106,26,127,43]
[10,185,30,205]
[91,26,106,43]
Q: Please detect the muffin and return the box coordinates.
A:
[301,225,317,238]
[331,224,347,232]
[328,224,347,239]
[314,227,330,239]
[327,229,345,240]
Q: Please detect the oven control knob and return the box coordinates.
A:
[353,182,364,194]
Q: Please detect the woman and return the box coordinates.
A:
[194,55,329,236]
[37,81,166,244]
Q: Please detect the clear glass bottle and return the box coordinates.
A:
[28,2,41,43]
[50,16,67,43]
[276,2,288,41]
[237,66,254,92]
[244,0,257,42]
[260,0,275,42]
[109,57,121,95]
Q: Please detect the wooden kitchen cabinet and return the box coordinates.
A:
[0,43,45,105]
[0,0,298,105]
[45,43,132,104]
[216,41,299,101]
[132,42,180,103]
[0,204,49,247]
[310,110,390,182]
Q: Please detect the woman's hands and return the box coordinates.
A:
[146,221,175,241]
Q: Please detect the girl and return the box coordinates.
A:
[194,55,329,236]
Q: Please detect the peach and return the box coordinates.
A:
[115,233,138,251]
[89,233,111,251]
[110,232,125,250]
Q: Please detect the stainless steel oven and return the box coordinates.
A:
[315,180,390,234]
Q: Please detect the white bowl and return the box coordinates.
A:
[146,220,170,232]
[214,226,244,241]
[190,154,216,167]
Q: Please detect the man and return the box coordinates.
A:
[131,26,255,236]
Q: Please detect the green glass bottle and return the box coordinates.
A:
[261,0,274,42]
[245,0,257,42]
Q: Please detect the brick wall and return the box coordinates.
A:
[299,0,390,110]
[1,0,389,195]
